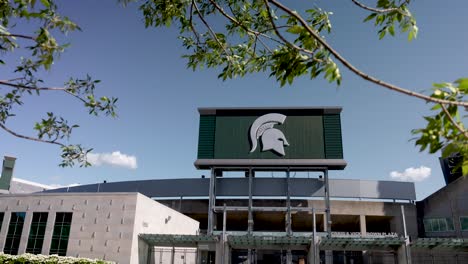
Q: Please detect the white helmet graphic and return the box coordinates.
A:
[249,113,289,156]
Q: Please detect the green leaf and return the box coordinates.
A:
[40,0,50,8]
[363,13,377,22]
[286,25,303,34]
[455,78,468,91]
[388,25,395,36]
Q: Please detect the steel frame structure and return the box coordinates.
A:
[206,166,331,264]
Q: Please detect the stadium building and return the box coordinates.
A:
[0,107,467,264]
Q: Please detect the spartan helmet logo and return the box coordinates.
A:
[249,113,289,156]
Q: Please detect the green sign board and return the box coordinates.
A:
[195,107,346,170]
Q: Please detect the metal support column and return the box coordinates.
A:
[286,169,292,235]
[208,168,215,235]
[248,168,253,264]
[170,247,175,264]
[146,245,152,264]
[400,205,411,264]
[324,169,333,264]
[248,168,254,234]
[310,208,318,264]
[222,204,227,264]
[324,169,331,238]
[286,250,292,264]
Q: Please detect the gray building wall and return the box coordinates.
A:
[132,194,199,264]
[0,192,200,264]
[417,175,468,238]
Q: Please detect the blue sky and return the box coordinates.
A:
[2,0,467,199]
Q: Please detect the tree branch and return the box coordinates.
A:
[350,0,410,14]
[207,0,281,50]
[268,0,468,107]
[192,0,232,59]
[0,122,64,147]
[262,0,324,63]
[440,104,468,138]
[0,80,66,91]
[0,33,36,41]
[0,80,89,105]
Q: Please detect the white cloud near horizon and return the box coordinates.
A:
[87,151,137,169]
[390,166,431,182]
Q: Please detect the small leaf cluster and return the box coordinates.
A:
[362,0,418,41]
[412,79,468,175]
[60,144,93,168]
[136,0,341,86]
[0,1,117,167]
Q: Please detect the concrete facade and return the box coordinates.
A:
[0,192,199,264]
[417,174,468,238]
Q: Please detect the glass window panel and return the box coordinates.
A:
[446,218,454,231]
[0,213,4,229]
[4,212,26,255]
[26,212,48,254]
[439,218,447,231]
[49,212,72,256]
[461,217,468,231]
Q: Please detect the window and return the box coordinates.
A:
[423,217,455,232]
[4,212,26,255]
[49,212,72,256]
[460,217,468,231]
[0,212,4,231]
[26,212,48,254]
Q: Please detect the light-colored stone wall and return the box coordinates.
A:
[132,193,199,264]
[0,193,139,263]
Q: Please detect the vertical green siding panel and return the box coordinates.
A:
[323,114,344,159]
[197,115,216,159]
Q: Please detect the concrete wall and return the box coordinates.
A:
[0,193,138,263]
[0,192,201,264]
[132,193,200,264]
[417,175,468,238]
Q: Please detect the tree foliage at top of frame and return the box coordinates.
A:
[123,0,467,174]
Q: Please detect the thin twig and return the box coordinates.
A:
[0,80,66,91]
[268,0,468,107]
[207,0,282,48]
[0,80,89,104]
[189,0,201,45]
[0,33,36,41]
[192,0,232,58]
[263,0,323,62]
[0,122,64,147]
[351,0,409,14]
[440,104,468,137]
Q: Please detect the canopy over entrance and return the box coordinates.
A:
[411,238,468,251]
[319,237,405,251]
[139,234,218,247]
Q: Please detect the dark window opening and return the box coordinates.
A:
[49,212,72,256]
[4,212,26,255]
[26,212,48,254]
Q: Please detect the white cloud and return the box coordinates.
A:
[87,151,137,169]
[390,166,431,182]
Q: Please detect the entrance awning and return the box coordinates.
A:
[411,238,468,251]
[319,237,405,251]
[139,234,218,247]
[228,235,312,249]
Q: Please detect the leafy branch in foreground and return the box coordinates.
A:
[125,0,467,172]
[0,0,117,167]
